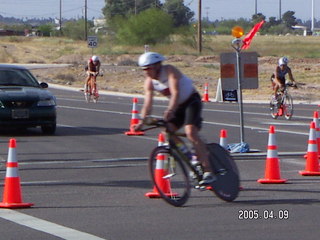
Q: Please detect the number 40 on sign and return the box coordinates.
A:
[87,36,98,48]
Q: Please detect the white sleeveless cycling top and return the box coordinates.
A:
[151,65,195,104]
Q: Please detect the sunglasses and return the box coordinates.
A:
[142,64,156,71]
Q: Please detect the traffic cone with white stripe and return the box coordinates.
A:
[258,126,287,184]
[202,83,210,102]
[312,111,320,159]
[145,133,176,198]
[125,97,144,136]
[0,139,33,208]
[219,129,228,150]
[299,121,320,176]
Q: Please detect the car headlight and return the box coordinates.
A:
[0,101,4,108]
[37,99,56,106]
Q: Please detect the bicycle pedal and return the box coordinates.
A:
[163,173,176,179]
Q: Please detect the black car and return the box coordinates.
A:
[0,64,57,134]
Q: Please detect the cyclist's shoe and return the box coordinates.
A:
[189,171,197,180]
[199,172,216,185]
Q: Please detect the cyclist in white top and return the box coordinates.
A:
[271,57,296,97]
[134,52,213,185]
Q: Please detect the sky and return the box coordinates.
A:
[0,0,318,21]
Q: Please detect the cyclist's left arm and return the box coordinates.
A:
[95,62,101,76]
[287,67,295,83]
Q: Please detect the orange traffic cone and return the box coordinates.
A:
[313,111,320,158]
[0,139,33,208]
[258,126,287,184]
[125,97,144,136]
[299,121,320,176]
[202,83,210,102]
[219,129,228,150]
[145,133,176,198]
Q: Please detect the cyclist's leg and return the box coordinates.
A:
[89,75,95,95]
[185,124,209,171]
[273,78,282,97]
[84,73,90,92]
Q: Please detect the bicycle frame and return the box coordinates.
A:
[270,84,294,120]
[167,133,204,182]
[143,119,203,182]
[85,74,99,103]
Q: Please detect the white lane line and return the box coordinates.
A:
[0,209,106,240]
[203,120,309,136]
[58,106,309,136]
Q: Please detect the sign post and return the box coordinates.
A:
[87,36,98,55]
[219,26,259,148]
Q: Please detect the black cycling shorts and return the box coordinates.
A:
[169,92,203,130]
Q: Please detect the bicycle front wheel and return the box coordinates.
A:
[269,95,279,119]
[283,93,293,120]
[148,146,191,207]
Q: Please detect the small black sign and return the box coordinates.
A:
[222,90,238,102]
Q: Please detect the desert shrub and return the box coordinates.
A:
[116,8,174,45]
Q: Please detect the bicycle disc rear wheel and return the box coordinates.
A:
[206,143,240,202]
[283,94,293,120]
[269,95,279,119]
[148,146,190,207]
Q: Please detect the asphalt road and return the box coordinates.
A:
[0,86,320,240]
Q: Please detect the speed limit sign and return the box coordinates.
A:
[87,36,98,48]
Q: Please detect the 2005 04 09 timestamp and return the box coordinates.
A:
[238,209,289,220]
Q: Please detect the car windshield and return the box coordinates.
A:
[0,69,40,87]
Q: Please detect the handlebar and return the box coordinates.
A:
[142,117,186,137]
[143,117,166,127]
[286,82,298,89]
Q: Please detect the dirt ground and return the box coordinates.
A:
[29,54,320,104]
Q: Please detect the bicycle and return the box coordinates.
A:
[85,73,101,103]
[269,82,297,120]
[143,117,240,207]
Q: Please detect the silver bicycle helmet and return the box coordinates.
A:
[138,52,165,68]
[91,55,99,62]
[278,57,288,66]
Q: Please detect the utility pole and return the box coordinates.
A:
[311,0,315,33]
[197,0,202,53]
[254,0,257,15]
[135,0,137,15]
[59,0,62,35]
[84,0,87,41]
[279,0,282,21]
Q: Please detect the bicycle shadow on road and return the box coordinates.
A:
[55,126,128,136]
[0,126,128,137]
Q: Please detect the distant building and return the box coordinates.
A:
[0,29,24,36]
[93,18,108,34]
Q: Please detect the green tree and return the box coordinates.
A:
[252,13,265,24]
[162,0,194,27]
[116,8,173,45]
[103,0,162,21]
[63,19,94,40]
[282,11,297,28]
[38,24,54,37]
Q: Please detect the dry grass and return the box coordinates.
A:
[0,35,319,102]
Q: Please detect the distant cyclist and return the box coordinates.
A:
[271,57,296,98]
[84,55,101,93]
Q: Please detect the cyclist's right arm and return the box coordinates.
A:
[140,78,154,119]
[134,78,154,131]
